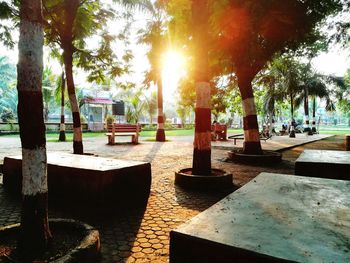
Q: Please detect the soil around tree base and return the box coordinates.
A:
[227,148,282,165]
[0,218,100,263]
[175,168,235,191]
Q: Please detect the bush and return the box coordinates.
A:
[1,109,16,122]
[105,114,115,124]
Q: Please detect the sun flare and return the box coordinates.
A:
[161,50,187,99]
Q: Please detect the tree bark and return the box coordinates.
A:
[192,0,211,175]
[63,48,83,154]
[237,74,263,155]
[303,88,312,134]
[311,96,316,133]
[61,0,83,154]
[59,70,66,141]
[156,78,166,141]
[17,0,52,260]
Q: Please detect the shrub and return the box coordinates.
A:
[105,114,115,124]
[1,108,16,122]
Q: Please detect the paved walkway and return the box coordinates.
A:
[0,134,346,262]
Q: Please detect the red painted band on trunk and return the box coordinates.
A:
[243,115,258,130]
[72,112,81,128]
[60,115,65,123]
[17,91,46,149]
[158,116,164,123]
[195,108,211,132]
[312,121,316,125]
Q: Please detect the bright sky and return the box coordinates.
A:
[0,3,349,101]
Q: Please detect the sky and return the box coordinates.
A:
[1,2,349,102]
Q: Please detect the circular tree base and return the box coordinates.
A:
[0,219,100,262]
[175,168,233,191]
[227,149,282,165]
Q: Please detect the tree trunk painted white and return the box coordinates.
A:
[192,0,212,175]
[17,0,51,259]
[156,78,166,141]
[237,74,263,155]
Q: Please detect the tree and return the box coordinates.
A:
[17,0,51,259]
[0,56,17,116]
[43,0,122,154]
[144,91,157,124]
[56,68,67,141]
[138,1,167,141]
[125,90,145,124]
[191,0,212,175]
[0,55,16,90]
[213,0,343,153]
[42,66,57,121]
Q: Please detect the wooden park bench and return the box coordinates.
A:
[106,123,141,145]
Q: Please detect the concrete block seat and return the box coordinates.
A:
[170,173,350,263]
[3,152,151,208]
[295,149,350,180]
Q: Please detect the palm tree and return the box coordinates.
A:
[42,66,57,121]
[125,91,146,124]
[144,91,157,124]
[0,56,16,90]
[43,0,120,154]
[58,69,67,141]
[138,1,167,142]
[17,0,51,259]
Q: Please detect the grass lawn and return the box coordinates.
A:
[318,129,350,135]
[44,128,244,141]
[2,128,347,142]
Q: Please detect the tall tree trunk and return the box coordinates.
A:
[59,71,66,141]
[63,48,83,154]
[237,74,262,155]
[17,0,52,259]
[289,93,296,138]
[311,96,316,133]
[290,93,294,119]
[156,78,166,141]
[192,0,211,175]
[303,88,312,134]
[62,0,82,153]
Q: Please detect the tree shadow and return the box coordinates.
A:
[142,141,163,163]
[174,184,234,211]
[49,204,147,262]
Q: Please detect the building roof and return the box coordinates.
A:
[82,97,114,105]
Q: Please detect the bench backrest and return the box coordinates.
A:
[107,123,141,133]
[211,124,227,132]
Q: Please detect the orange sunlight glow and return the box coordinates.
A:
[161,50,187,99]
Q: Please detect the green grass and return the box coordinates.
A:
[2,127,347,142]
[318,129,350,135]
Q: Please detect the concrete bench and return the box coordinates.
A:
[170,173,350,263]
[295,149,350,180]
[3,152,151,208]
[106,123,141,144]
